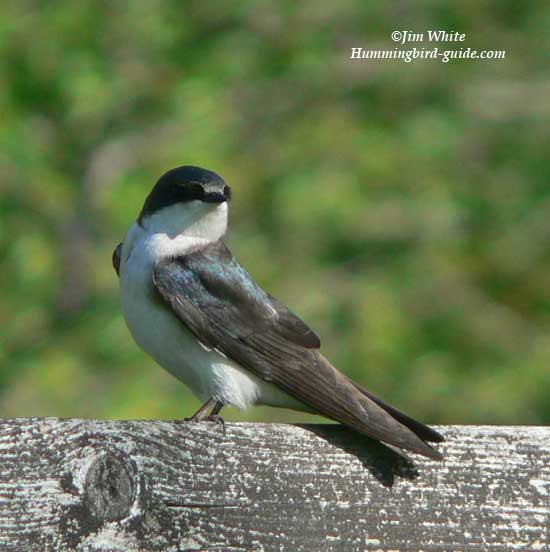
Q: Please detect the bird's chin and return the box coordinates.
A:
[215,201,228,214]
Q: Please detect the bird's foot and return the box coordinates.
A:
[185,398,225,432]
[184,413,225,433]
[206,414,226,433]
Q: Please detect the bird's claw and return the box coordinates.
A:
[184,414,225,433]
[206,414,226,433]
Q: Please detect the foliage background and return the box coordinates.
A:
[1,1,548,425]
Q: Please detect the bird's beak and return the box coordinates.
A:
[203,191,228,204]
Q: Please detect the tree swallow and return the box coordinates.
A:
[114,166,444,460]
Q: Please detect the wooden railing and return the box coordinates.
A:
[0,419,548,551]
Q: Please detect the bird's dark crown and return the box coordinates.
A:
[138,165,231,222]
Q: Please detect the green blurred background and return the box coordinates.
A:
[1,1,549,425]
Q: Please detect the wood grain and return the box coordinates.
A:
[0,419,548,551]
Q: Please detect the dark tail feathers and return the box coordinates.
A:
[350,380,445,444]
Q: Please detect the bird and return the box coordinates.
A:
[113,165,444,460]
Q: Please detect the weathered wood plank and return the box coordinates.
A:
[0,419,548,551]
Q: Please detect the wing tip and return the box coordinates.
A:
[379,425,444,460]
[349,380,445,444]
[378,429,444,461]
[426,427,445,443]
[350,390,445,460]
[417,441,444,461]
[308,332,321,349]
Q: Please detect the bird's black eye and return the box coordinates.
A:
[223,185,231,201]
[182,182,205,201]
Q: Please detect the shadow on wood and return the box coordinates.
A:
[301,424,419,487]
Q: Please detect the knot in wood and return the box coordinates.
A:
[85,451,135,521]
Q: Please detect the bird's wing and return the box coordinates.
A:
[113,243,122,276]
[152,240,441,459]
[153,240,320,349]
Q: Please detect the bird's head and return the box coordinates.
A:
[138,166,231,223]
[133,165,232,251]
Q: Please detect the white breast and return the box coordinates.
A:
[118,202,302,411]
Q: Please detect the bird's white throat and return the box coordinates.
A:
[123,201,228,264]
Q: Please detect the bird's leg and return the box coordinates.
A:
[207,400,225,430]
[186,398,225,428]
[186,397,216,421]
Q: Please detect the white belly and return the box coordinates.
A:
[119,227,303,411]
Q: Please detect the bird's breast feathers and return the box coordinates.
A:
[119,220,301,411]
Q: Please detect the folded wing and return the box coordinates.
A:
[153,240,442,459]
